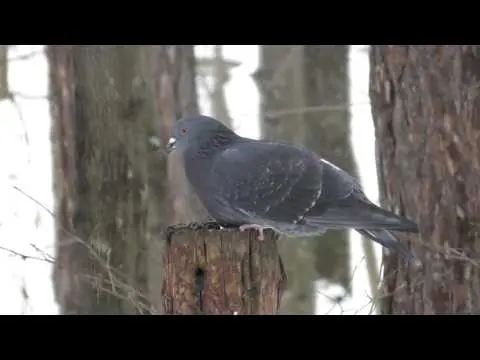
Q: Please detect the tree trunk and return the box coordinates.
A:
[209,45,235,127]
[370,45,480,314]
[48,45,157,314]
[196,46,239,128]
[0,45,8,99]
[302,46,353,295]
[255,45,353,314]
[162,224,286,314]
[154,45,211,225]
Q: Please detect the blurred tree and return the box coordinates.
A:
[302,46,355,296]
[48,46,158,314]
[155,45,210,225]
[255,45,354,314]
[0,45,8,99]
[196,45,239,127]
[370,45,480,314]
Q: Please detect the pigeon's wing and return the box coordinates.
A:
[209,140,355,225]
[304,159,419,232]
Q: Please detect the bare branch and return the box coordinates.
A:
[12,186,54,217]
[0,245,53,263]
[11,185,153,312]
[11,91,49,100]
[7,49,44,62]
[264,102,371,119]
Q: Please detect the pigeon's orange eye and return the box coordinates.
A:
[180,128,187,135]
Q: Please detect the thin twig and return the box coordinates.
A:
[0,245,53,263]
[11,91,49,100]
[12,186,54,216]
[7,49,44,62]
[264,102,371,119]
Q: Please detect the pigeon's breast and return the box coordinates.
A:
[184,154,247,224]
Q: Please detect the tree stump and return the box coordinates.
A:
[162,223,287,315]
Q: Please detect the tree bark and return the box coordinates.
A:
[370,45,480,314]
[255,45,353,314]
[162,224,286,314]
[48,45,157,314]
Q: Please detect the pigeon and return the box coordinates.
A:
[167,115,419,262]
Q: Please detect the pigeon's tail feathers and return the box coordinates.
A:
[306,199,419,233]
[356,229,416,262]
[355,203,419,233]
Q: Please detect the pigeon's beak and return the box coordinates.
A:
[166,137,177,153]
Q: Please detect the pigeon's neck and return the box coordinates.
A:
[187,131,240,159]
[183,132,240,200]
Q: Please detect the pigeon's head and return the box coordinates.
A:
[167,115,235,154]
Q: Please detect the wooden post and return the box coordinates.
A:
[162,223,287,315]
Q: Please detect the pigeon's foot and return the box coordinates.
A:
[239,224,268,241]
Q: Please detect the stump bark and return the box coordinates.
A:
[162,223,287,315]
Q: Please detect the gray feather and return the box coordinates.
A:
[356,229,416,262]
